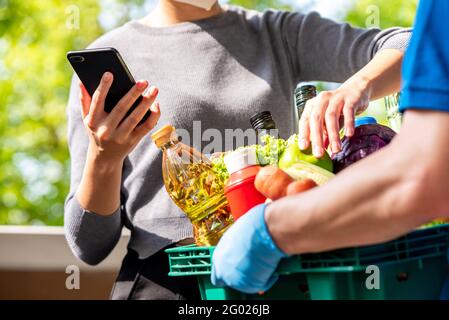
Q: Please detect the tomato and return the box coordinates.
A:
[286,179,317,195]
[254,166,317,200]
[254,166,294,200]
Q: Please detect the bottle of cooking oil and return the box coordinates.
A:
[151,124,234,246]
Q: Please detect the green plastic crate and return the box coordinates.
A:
[166,223,449,300]
[166,245,310,300]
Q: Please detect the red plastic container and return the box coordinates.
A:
[223,148,267,220]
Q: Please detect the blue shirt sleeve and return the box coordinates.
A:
[399,0,449,113]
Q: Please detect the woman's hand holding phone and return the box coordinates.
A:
[79,72,161,164]
[75,72,160,215]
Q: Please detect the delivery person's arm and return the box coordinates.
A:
[266,110,449,254]
[211,0,449,294]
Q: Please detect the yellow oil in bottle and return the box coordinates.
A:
[152,125,233,246]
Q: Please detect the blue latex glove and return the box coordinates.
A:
[211,204,288,294]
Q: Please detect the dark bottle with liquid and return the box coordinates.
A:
[294,85,317,119]
[249,111,280,165]
[249,111,278,141]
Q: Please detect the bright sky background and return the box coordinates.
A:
[99,0,356,30]
[296,0,355,19]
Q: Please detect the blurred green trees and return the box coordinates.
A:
[345,0,417,28]
[344,0,417,125]
[0,0,104,225]
[229,0,291,11]
[0,0,417,226]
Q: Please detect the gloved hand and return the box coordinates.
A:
[211,203,287,294]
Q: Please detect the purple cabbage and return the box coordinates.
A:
[332,124,396,173]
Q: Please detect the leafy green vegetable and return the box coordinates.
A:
[255,134,287,166]
[211,154,230,184]
[211,135,287,181]
[419,220,449,229]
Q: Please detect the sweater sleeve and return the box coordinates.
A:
[277,11,411,83]
[64,75,124,266]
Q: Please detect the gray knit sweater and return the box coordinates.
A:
[64,5,411,265]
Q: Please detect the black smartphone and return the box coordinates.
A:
[67,47,150,123]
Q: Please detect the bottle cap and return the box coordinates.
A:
[249,111,276,131]
[224,147,258,175]
[355,116,377,127]
[151,124,175,148]
[294,85,317,117]
[295,85,317,102]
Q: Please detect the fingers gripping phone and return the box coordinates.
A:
[67,47,150,124]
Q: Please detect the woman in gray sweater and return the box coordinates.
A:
[65,0,411,299]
